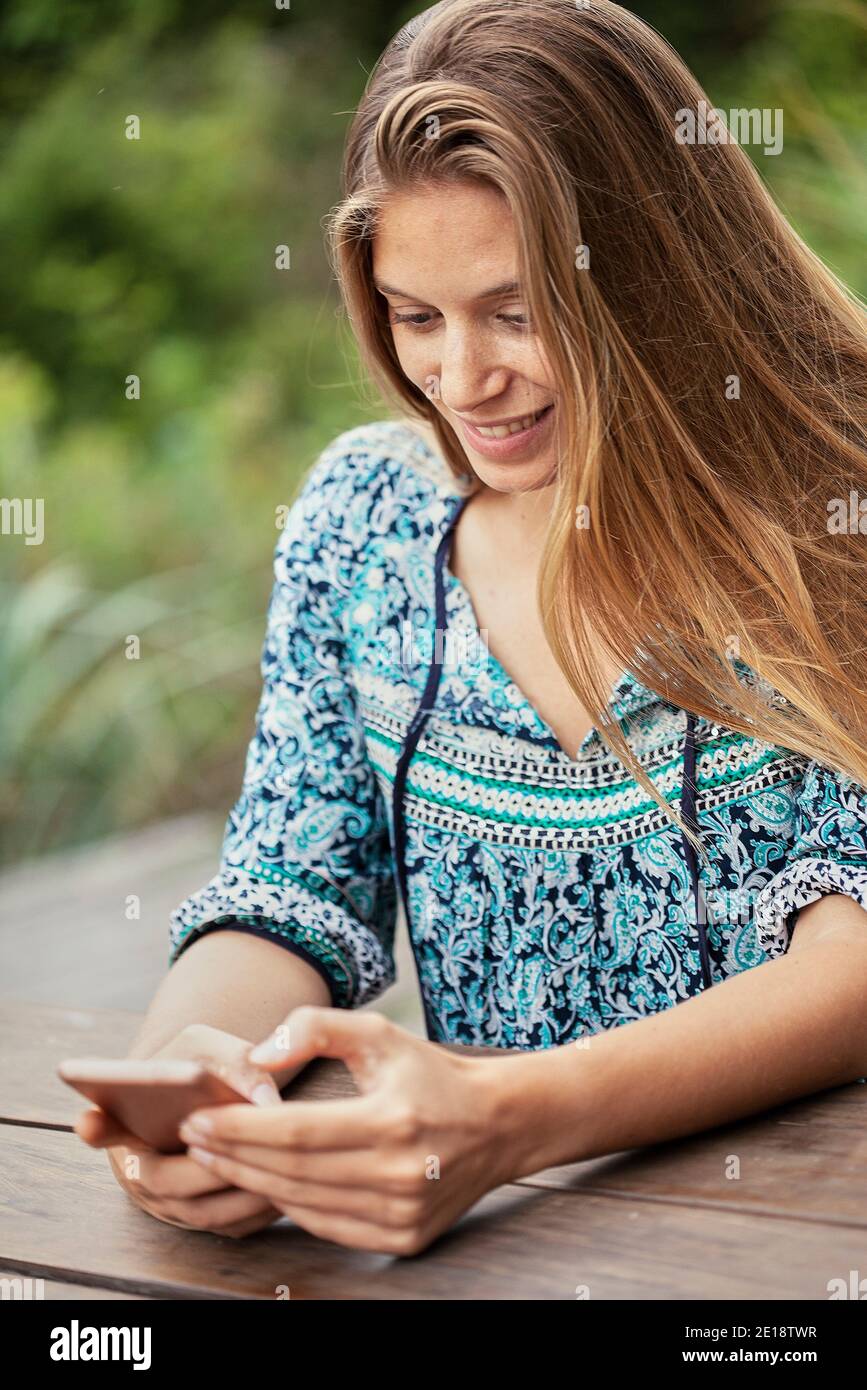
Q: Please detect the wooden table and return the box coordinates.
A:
[2,999,866,1300]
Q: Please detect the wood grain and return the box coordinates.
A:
[3,1006,865,1300]
[0,1001,515,1128]
[5,1001,865,1236]
[517,1095,867,1227]
[1,1125,861,1300]
[0,1270,145,1299]
[0,814,426,1032]
[0,1003,143,1127]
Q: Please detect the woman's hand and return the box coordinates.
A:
[73,1023,290,1238]
[178,1007,513,1256]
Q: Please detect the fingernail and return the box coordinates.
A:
[251,1083,280,1107]
[187,1145,214,1166]
[248,1037,286,1064]
[183,1112,213,1135]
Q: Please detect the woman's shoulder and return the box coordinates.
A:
[280,417,469,576]
[303,416,468,505]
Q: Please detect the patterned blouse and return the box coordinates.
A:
[170,420,867,1048]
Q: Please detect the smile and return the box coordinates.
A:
[466,403,554,438]
[458,402,555,459]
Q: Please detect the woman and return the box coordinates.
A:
[77,0,867,1255]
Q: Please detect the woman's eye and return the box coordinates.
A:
[388,309,531,330]
[390,312,435,327]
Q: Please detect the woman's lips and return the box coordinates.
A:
[458,403,555,460]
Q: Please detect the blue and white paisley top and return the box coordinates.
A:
[169,420,867,1048]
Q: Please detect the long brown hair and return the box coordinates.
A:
[325,0,867,859]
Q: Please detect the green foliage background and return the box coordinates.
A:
[2,0,865,862]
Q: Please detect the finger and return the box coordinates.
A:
[182,1136,409,1190]
[75,1106,153,1152]
[220,1207,283,1240]
[247,1006,395,1079]
[154,1185,279,1234]
[77,1108,257,1199]
[278,1201,427,1256]
[185,1147,415,1226]
[77,1102,280,1209]
[123,1149,239,1200]
[245,1144,415,1188]
[216,1060,283,1108]
[182,1093,387,1153]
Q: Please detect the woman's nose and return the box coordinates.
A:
[435,330,509,411]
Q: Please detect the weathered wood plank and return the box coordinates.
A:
[0,1270,146,1300]
[0,815,425,1030]
[516,1089,867,1228]
[0,1003,142,1127]
[0,1002,496,1128]
[1,1125,860,1300]
[4,1001,865,1235]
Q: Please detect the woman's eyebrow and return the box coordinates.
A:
[374,279,522,299]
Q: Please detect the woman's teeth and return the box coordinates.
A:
[473,406,550,438]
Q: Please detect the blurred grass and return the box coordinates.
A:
[1,0,865,863]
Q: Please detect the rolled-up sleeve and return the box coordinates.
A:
[753,758,867,955]
[169,440,397,1009]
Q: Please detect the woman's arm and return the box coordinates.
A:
[168,895,867,1256]
[490,894,867,1179]
[127,930,330,1084]
[74,931,331,1239]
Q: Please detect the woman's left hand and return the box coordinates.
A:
[178,1007,514,1255]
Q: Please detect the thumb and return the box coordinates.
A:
[248,1007,397,1082]
[74,1105,154,1152]
[216,1056,283,1107]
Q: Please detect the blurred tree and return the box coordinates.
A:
[0,0,863,861]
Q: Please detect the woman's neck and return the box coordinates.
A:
[402,414,558,552]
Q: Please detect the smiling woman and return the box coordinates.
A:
[74,0,867,1258]
[369,178,621,754]
[373,182,560,478]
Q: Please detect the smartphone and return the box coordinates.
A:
[57,1057,249,1154]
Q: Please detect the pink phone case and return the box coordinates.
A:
[58,1057,249,1153]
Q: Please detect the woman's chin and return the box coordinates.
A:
[467,453,559,493]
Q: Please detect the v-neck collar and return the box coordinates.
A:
[442,554,662,738]
[393,420,665,739]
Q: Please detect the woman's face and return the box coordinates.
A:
[373,180,558,494]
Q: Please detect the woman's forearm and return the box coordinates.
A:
[486,895,867,1180]
[128,929,331,1074]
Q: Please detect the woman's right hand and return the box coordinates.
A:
[73,1023,292,1238]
